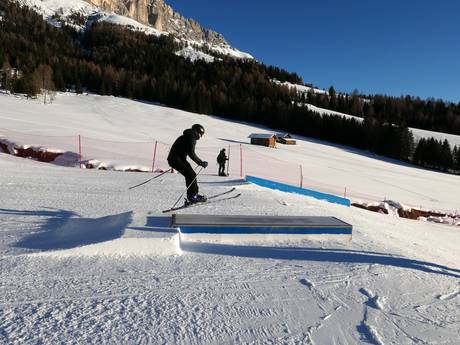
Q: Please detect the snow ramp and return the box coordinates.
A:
[20,212,181,257]
[20,213,350,257]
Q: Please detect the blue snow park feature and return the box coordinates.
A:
[245,175,351,207]
[171,214,352,241]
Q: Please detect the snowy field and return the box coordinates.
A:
[1,92,460,344]
[1,92,460,212]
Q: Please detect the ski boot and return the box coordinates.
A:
[187,194,207,204]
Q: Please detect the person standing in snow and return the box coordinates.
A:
[216,148,228,176]
[167,124,208,203]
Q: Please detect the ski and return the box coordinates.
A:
[162,192,241,213]
[162,187,236,213]
[127,169,171,190]
[208,187,236,200]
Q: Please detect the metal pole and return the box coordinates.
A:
[78,135,82,168]
[151,140,157,173]
[240,144,243,178]
[226,144,230,176]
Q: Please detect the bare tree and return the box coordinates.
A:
[32,64,55,104]
[0,61,13,92]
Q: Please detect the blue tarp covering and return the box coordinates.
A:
[245,175,351,207]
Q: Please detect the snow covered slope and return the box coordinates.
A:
[1,92,460,343]
[1,92,459,213]
[1,136,459,344]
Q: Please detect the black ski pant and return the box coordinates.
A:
[218,163,226,176]
[168,158,198,198]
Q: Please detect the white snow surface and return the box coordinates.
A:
[272,79,328,95]
[14,0,99,21]
[175,46,216,63]
[1,92,460,344]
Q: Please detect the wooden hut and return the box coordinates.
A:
[275,133,296,145]
[248,133,277,148]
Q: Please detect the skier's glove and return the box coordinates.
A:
[200,161,208,168]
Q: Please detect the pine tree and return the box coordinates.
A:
[349,90,362,117]
[440,139,453,171]
[452,146,460,171]
[75,79,83,94]
[397,125,414,161]
[412,138,426,166]
[426,138,440,168]
[328,86,337,110]
[53,64,66,91]
[455,146,460,171]
[1,60,13,92]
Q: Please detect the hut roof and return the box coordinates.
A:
[275,133,292,138]
[248,133,276,139]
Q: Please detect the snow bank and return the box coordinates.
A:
[19,211,182,257]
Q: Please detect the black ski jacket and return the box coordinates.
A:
[217,151,227,164]
[167,129,203,165]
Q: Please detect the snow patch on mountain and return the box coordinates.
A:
[175,46,216,63]
[14,0,96,22]
[272,79,327,95]
[86,11,162,36]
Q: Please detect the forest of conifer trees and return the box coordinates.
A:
[1,0,459,174]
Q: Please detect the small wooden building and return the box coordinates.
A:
[275,133,296,145]
[248,133,277,148]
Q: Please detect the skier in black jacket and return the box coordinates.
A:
[217,148,228,176]
[167,124,208,203]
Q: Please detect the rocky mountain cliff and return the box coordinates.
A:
[85,0,227,46]
[12,0,252,60]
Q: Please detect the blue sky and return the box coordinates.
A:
[168,0,460,103]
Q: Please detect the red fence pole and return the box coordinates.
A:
[78,135,82,168]
[300,164,303,188]
[151,140,158,173]
[240,144,243,178]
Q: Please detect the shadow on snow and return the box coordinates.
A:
[0,208,132,251]
[181,241,460,278]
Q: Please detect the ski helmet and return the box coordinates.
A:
[192,124,205,137]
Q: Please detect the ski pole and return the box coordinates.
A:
[170,166,204,209]
[226,144,230,176]
[127,169,172,190]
